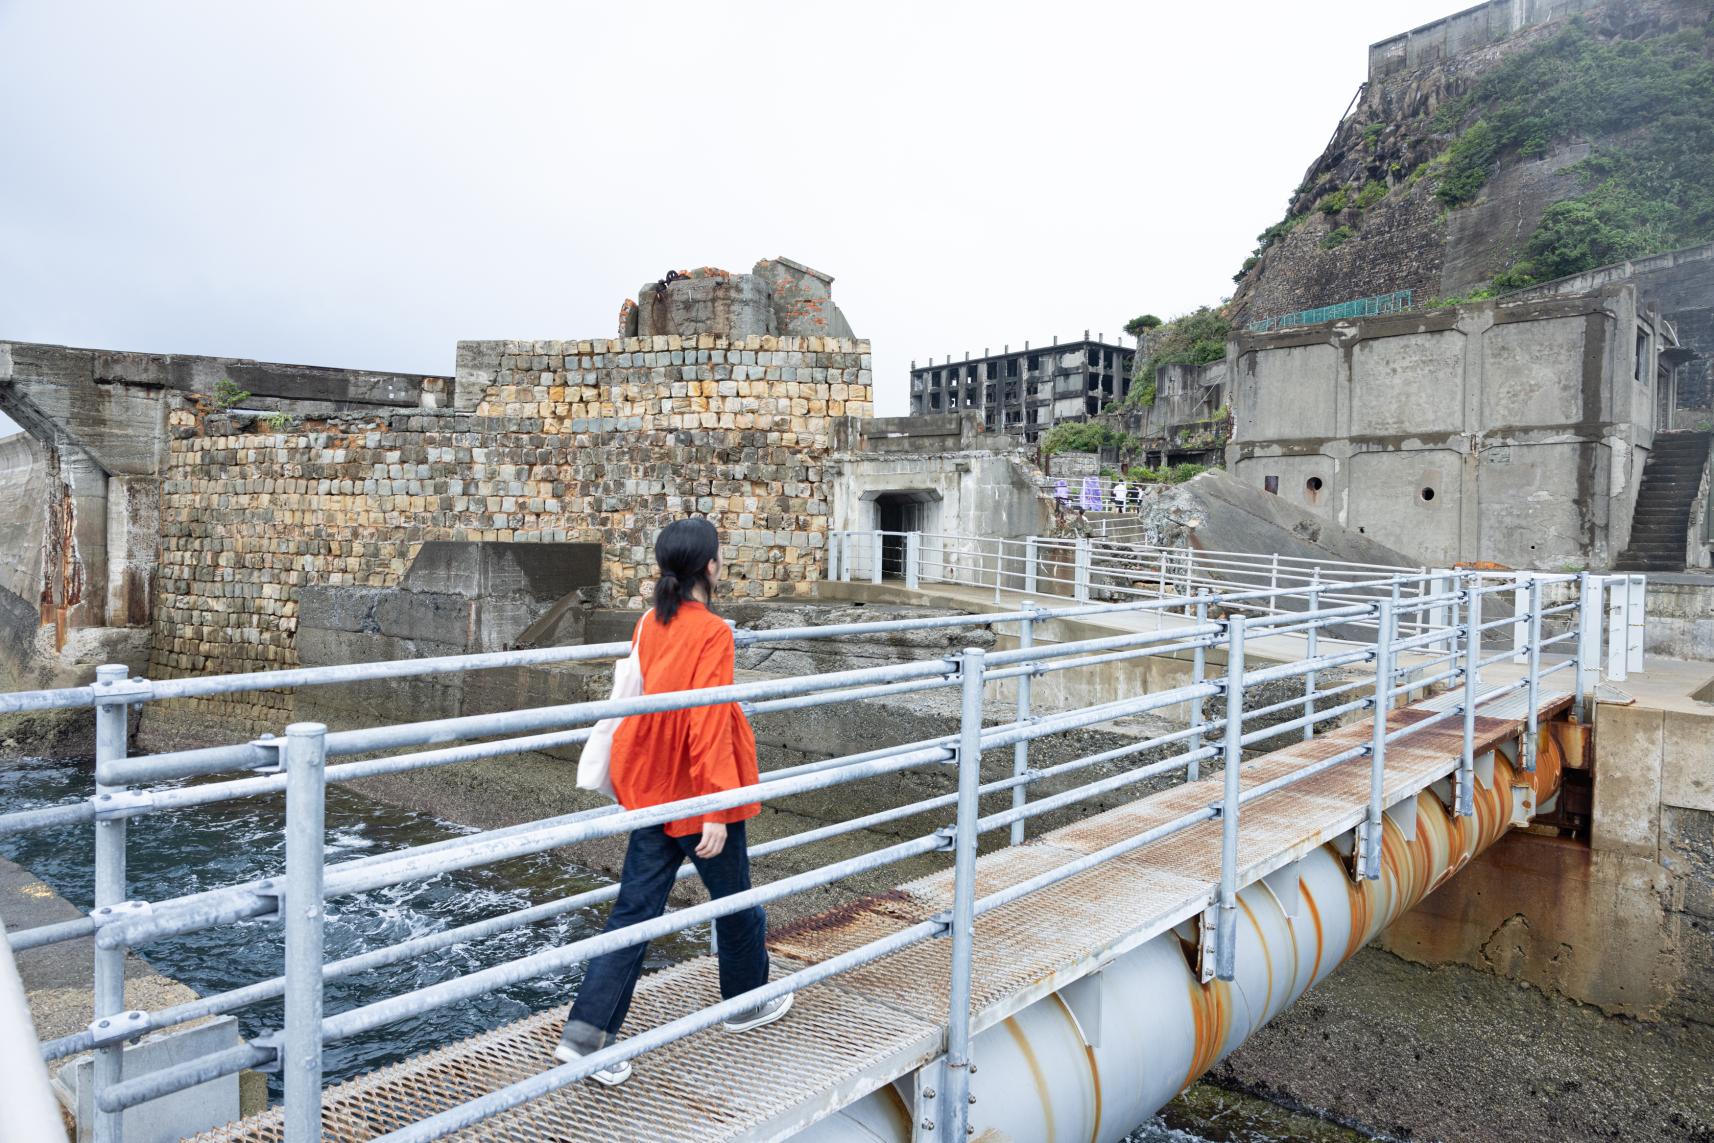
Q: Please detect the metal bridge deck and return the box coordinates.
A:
[192,684,1570,1143]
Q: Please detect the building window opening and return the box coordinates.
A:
[1264,475,1279,495]
[1420,486,1436,502]
[1635,331,1649,383]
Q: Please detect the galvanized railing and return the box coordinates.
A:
[835,529,1520,640]
[0,566,1641,1142]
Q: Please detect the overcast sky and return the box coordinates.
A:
[0,0,1465,436]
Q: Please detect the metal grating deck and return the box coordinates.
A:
[191,685,1568,1142]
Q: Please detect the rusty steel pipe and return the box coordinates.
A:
[791,726,1565,1143]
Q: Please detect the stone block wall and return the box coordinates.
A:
[149,334,872,728]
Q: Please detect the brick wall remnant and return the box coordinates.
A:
[151,334,872,728]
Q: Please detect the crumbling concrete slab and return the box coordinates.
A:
[1129,468,1422,567]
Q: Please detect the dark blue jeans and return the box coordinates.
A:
[561,821,768,1054]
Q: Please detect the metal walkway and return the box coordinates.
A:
[192,682,1570,1143]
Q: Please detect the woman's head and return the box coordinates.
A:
[652,517,722,622]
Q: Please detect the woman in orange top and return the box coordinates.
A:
[556,518,789,1084]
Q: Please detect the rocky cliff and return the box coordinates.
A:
[1230,0,1713,327]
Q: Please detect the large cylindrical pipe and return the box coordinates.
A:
[794,730,1562,1143]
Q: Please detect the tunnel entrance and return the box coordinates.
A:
[863,489,941,579]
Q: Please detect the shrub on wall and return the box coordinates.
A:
[1041,422,1131,456]
[1127,307,1231,408]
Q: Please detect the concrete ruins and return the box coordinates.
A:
[1226,281,1675,570]
[0,258,872,730]
[620,259,856,344]
[907,336,1136,440]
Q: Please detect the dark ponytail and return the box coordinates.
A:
[652,517,721,623]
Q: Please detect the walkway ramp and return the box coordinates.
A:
[192,684,1569,1143]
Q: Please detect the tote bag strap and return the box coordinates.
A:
[630,608,654,660]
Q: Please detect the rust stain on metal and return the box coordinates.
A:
[1548,718,1592,769]
[1301,877,1326,982]
[1001,1015,1055,1143]
[1237,896,1274,1017]
[766,888,918,951]
[1183,977,1232,1086]
[39,446,88,651]
[1048,991,1102,1143]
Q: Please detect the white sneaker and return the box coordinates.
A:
[553,1041,632,1086]
[722,992,794,1033]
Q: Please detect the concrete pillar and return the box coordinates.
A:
[104,475,157,627]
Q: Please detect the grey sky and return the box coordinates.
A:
[0,0,1462,437]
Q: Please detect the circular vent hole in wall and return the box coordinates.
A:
[1420,487,1436,502]
[1306,476,1324,493]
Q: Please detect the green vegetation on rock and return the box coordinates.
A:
[1429,19,1714,286]
[1321,226,1356,249]
[1040,421,1131,456]
[1125,307,1231,407]
[1124,463,1207,484]
[212,378,251,409]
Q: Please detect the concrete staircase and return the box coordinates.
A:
[1615,431,1711,572]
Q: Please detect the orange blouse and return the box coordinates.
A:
[610,601,761,838]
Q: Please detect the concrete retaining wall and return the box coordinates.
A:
[1227,287,1655,570]
[1642,578,1714,661]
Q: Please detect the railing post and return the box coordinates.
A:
[1215,616,1246,981]
[906,531,921,592]
[1626,574,1646,676]
[993,539,1002,604]
[1010,605,1035,845]
[283,722,328,1141]
[1607,575,1628,682]
[1360,601,1395,881]
[1524,578,1542,773]
[944,649,985,1141]
[1267,553,1280,613]
[1575,571,1598,721]
[1188,591,1210,781]
[1513,575,1530,664]
[1428,569,1450,651]
[827,531,841,583]
[1022,535,1037,596]
[1074,539,1090,603]
[1459,574,1481,817]
[1184,547,1195,599]
[870,533,883,586]
[1157,549,1168,601]
[1302,571,1321,742]
[92,663,132,1143]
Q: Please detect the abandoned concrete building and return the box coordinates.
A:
[907,335,1136,439]
[1224,267,1707,575]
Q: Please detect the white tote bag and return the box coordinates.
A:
[577,611,649,801]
